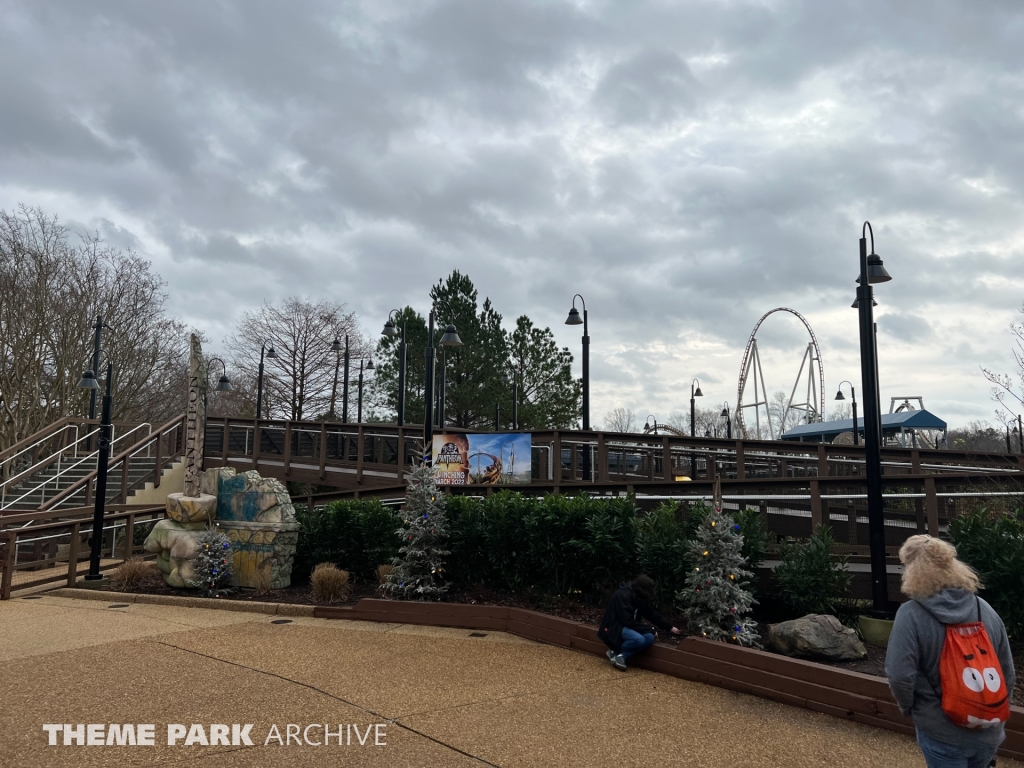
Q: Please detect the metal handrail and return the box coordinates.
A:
[0,423,82,482]
[35,415,183,513]
[0,423,152,512]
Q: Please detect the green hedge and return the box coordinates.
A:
[292,493,776,607]
[293,499,402,583]
[948,507,1024,645]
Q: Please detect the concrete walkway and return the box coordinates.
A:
[1,595,1017,767]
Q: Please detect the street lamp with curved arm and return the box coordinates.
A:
[690,378,703,437]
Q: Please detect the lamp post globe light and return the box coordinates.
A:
[381,310,408,426]
[835,381,859,446]
[855,221,892,617]
[76,362,114,580]
[256,341,277,420]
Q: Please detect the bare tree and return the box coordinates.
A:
[603,407,637,434]
[768,391,806,435]
[982,299,1024,426]
[829,402,852,421]
[0,206,192,453]
[947,420,1008,453]
[666,403,731,437]
[225,298,369,421]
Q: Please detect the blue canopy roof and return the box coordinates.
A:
[780,409,947,442]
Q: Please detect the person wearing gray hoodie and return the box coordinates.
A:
[886,535,1015,768]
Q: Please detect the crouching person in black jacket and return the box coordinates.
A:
[598,575,681,670]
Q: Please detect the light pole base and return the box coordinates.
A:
[82,573,106,583]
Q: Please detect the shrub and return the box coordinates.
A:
[636,502,686,606]
[948,507,1024,644]
[773,525,852,618]
[311,563,350,603]
[293,500,401,582]
[113,556,152,590]
[253,562,272,596]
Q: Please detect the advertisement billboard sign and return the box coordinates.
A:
[431,433,532,486]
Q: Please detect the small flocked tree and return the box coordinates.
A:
[188,527,234,597]
[383,461,450,600]
[678,501,761,646]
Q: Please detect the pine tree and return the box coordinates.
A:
[188,527,234,597]
[678,502,761,647]
[383,461,450,600]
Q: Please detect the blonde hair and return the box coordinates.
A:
[899,535,982,600]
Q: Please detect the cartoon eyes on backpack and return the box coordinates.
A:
[963,668,985,693]
[983,667,1002,693]
[963,667,1002,693]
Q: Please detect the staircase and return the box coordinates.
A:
[1,458,161,512]
[0,416,186,516]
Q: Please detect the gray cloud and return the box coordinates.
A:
[1,0,1022,427]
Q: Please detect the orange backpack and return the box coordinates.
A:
[918,596,1010,729]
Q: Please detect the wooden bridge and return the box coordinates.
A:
[202,415,1024,557]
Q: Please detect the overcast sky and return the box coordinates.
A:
[3,0,1022,430]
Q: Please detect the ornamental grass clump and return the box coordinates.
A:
[311,563,350,603]
[112,556,151,591]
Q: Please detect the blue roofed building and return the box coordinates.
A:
[780,409,948,448]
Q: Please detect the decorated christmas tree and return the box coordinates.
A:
[678,495,760,647]
[187,527,234,597]
[383,461,450,600]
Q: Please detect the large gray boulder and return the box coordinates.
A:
[768,614,867,661]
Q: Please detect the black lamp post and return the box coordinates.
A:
[1018,415,1023,453]
[565,294,591,480]
[329,335,351,423]
[721,403,732,440]
[77,363,114,580]
[856,221,892,617]
[357,358,374,424]
[690,379,703,437]
[256,341,277,419]
[381,310,407,426]
[423,303,462,461]
[835,381,859,446]
[502,370,519,430]
[565,295,589,430]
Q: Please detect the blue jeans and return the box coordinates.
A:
[619,627,655,662]
[916,729,1000,768]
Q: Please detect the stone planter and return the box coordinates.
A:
[858,614,895,647]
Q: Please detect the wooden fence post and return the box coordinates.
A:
[925,477,939,537]
[735,440,746,480]
[319,423,328,481]
[662,437,672,482]
[597,433,608,483]
[64,523,80,588]
[357,425,365,484]
[552,431,561,492]
[817,444,828,477]
[125,512,135,559]
[284,420,293,480]
[1,530,15,599]
[810,479,822,529]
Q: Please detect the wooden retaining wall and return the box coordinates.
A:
[315,599,1024,761]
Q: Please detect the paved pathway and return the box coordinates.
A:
[2,594,1018,767]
